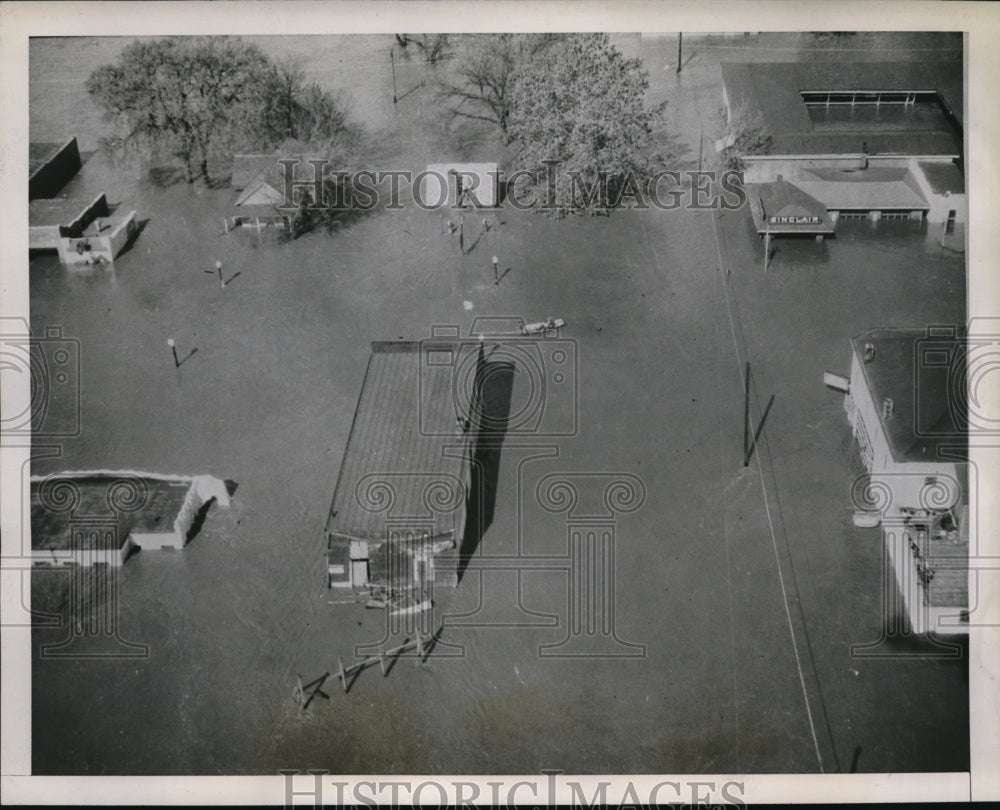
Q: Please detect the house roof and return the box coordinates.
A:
[325,341,471,544]
[851,327,967,464]
[794,167,929,210]
[235,179,286,207]
[721,61,963,157]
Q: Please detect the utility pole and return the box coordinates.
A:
[760,196,770,273]
[390,47,398,104]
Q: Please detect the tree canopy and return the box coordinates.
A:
[86,37,355,183]
[506,34,666,214]
[435,34,563,145]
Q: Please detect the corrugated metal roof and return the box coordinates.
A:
[325,341,472,544]
[851,327,966,464]
[722,61,963,157]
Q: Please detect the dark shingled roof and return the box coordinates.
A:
[851,327,967,464]
[722,61,963,157]
[325,342,471,545]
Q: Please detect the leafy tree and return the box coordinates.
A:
[435,34,563,145]
[87,37,356,183]
[507,34,667,215]
[256,57,357,153]
[86,37,284,183]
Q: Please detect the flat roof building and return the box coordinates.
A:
[30,472,231,567]
[29,137,82,201]
[841,327,969,634]
[721,60,966,237]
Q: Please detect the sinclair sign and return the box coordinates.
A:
[770,215,823,225]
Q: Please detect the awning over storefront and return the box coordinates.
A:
[747,179,834,234]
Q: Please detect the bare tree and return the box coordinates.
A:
[435,34,562,145]
[716,99,773,172]
[395,34,450,64]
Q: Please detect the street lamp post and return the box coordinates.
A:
[492,255,499,285]
[216,260,224,288]
[167,338,179,368]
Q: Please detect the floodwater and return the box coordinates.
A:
[26,34,967,776]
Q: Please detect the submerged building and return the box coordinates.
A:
[840,327,969,634]
[721,61,965,240]
[325,341,480,596]
[30,472,230,567]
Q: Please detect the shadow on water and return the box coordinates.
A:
[458,358,515,581]
[185,498,215,544]
[147,165,188,189]
[113,218,150,260]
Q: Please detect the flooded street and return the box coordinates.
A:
[27,34,967,776]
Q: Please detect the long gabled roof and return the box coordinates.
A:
[325,341,472,544]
